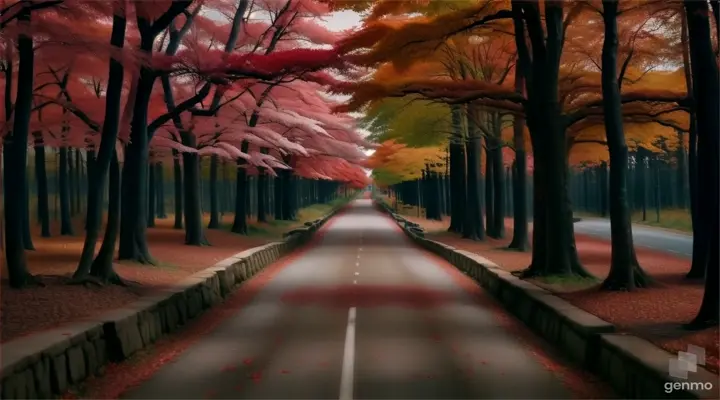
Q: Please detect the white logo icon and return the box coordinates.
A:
[669,344,706,379]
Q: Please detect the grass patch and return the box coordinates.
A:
[574,208,692,233]
[226,198,351,239]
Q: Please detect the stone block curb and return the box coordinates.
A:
[374,199,718,399]
[0,206,344,399]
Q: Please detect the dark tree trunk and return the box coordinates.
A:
[447,106,466,233]
[75,148,82,214]
[90,150,123,282]
[118,49,155,263]
[156,162,166,218]
[684,0,719,328]
[118,4,191,262]
[73,14,127,279]
[514,1,590,278]
[68,149,76,216]
[147,161,156,227]
[34,136,51,237]
[274,174,283,219]
[231,163,249,234]
[59,147,74,236]
[173,151,183,229]
[3,7,38,287]
[484,147,495,236]
[491,114,505,239]
[509,66,529,251]
[600,0,650,290]
[257,168,268,223]
[462,106,485,240]
[681,9,706,280]
[208,155,220,229]
[23,172,34,250]
[182,147,208,245]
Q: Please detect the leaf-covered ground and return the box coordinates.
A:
[0,203,337,343]
[401,214,719,375]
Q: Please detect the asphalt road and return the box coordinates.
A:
[573,219,693,258]
[122,199,579,399]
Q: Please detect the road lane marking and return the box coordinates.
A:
[353,280,357,284]
[359,247,363,251]
[339,307,356,400]
[357,254,361,259]
[355,272,359,275]
[355,262,360,267]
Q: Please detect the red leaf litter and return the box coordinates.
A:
[249,371,263,383]
[405,214,719,377]
[279,369,291,374]
[73,211,346,399]
[383,213,616,398]
[242,358,254,366]
[0,214,300,343]
[220,364,237,372]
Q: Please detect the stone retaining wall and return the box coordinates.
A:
[375,201,718,400]
[0,208,342,399]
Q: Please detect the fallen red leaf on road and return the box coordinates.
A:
[479,360,488,365]
[250,371,263,383]
[280,369,290,374]
[221,364,237,372]
[431,334,441,342]
[243,358,253,366]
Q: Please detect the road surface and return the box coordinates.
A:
[573,219,692,258]
[122,199,583,399]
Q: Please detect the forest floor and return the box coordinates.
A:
[0,201,342,343]
[383,199,718,375]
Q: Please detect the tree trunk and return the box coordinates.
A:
[68,149,76,216]
[462,106,484,240]
[118,45,155,263]
[208,154,220,229]
[484,147,495,236]
[257,169,268,223]
[59,147,74,236]
[173,151,183,229]
[491,114,505,239]
[34,136,51,237]
[684,0,719,328]
[514,1,590,278]
[182,146,209,245]
[156,162,166,218]
[23,171,34,250]
[681,8,705,280]
[73,13,127,279]
[75,148,83,214]
[600,0,650,290]
[447,105,466,233]
[147,161,156,227]
[231,163,249,234]
[90,150,124,283]
[509,66,529,250]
